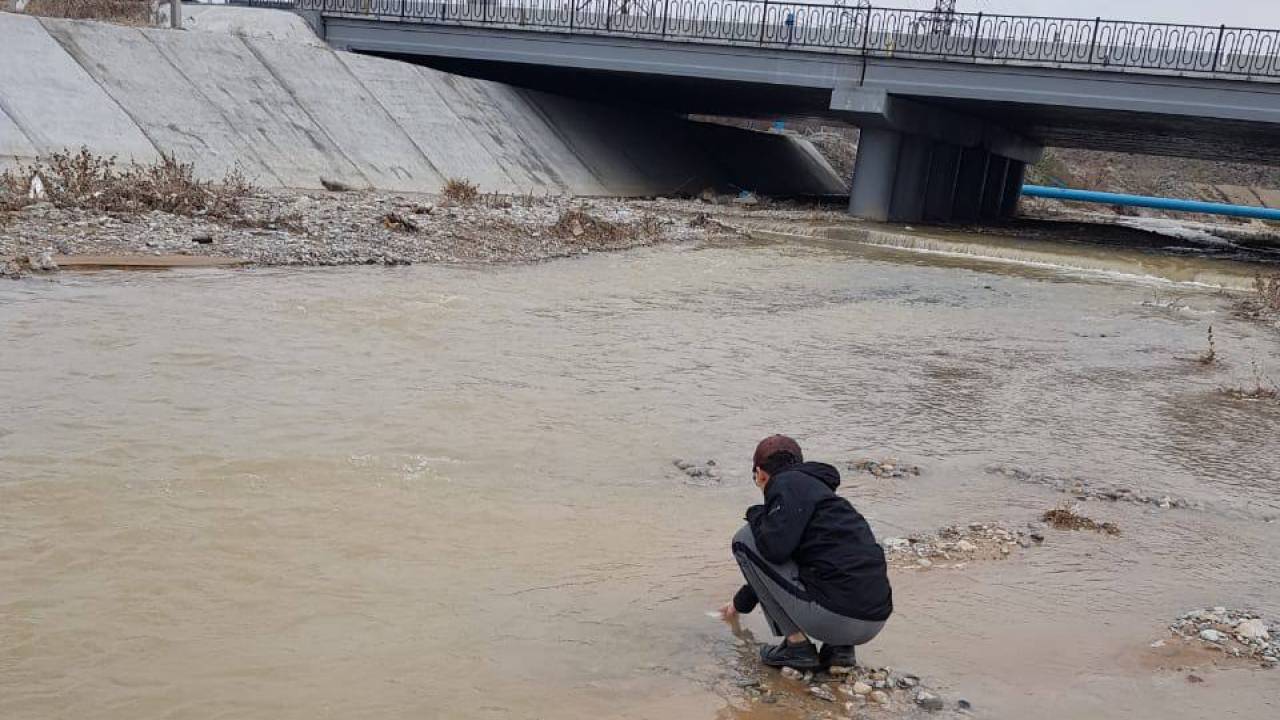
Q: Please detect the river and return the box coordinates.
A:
[2,236,1278,719]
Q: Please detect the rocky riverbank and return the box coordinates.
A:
[1162,608,1279,668]
[882,522,1043,571]
[0,189,744,276]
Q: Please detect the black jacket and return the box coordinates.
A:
[734,462,892,622]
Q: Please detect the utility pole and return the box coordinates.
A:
[170,1,182,29]
[930,0,957,35]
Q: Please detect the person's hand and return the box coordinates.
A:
[719,602,739,623]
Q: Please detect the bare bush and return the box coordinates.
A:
[1221,360,1280,402]
[1196,325,1216,366]
[1254,274,1280,312]
[20,0,154,24]
[441,178,480,205]
[0,147,256,217]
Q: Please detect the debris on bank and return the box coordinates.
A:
[882,522,1041,570]
[1,189,728,276]
[1163,608,1279,667]
[988,466,1199,511]
[848,457,922,479]
[1042,503,1122,536]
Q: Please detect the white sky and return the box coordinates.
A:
[897,1,1280,28]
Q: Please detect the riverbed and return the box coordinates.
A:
[2,235,1278,719]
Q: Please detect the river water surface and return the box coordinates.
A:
[2,238,1278,719]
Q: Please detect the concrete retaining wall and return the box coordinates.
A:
[0,10,844,197]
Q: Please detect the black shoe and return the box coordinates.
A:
[819,644,857,668]
[759,638,822,669]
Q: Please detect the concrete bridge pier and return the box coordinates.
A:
[847,132,1029,223]
[834,87,1040,224]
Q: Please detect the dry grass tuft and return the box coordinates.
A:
[1042,503,1121,535]
[441,177,480,205]
[1254,274,1280,312]
[1196,325,1217,366]
[1,147,255,217]
[20,0,154,24]
[1221,360,1280,402]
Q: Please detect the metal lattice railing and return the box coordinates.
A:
[237,0,1280,80]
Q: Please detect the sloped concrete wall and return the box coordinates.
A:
[0,11,844,197]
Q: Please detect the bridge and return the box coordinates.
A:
[255,1,1280,223]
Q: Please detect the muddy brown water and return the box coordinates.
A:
[2,236,1278,719]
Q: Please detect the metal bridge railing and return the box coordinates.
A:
[233,0,1280,80]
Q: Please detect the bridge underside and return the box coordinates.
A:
[324,18,1280,222]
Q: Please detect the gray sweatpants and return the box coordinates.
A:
[732,524,885,646]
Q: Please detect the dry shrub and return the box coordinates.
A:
[20,0,153,24]
[0,147,255,217]
[1042,503,1121,535]
[1221,360,1280,402]
[1254,274,1280,312]
[441,178,479,204]
[1196,325,1216,366]
[551,208,627,244]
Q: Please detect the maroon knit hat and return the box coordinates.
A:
[752,435,803,473]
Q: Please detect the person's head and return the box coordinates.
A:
[751,435,803,490]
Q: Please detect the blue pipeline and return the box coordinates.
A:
[1021,185,1280,221]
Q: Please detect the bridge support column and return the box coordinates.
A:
[981,156,1010,220]
[1000,161,1026,217]
[848,128,902,222]
[889,136,935,222]
[952,147,990,223]
[923,143,962,222]
[832,88,1042,224]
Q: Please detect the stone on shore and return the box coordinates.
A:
[915,690,945,711]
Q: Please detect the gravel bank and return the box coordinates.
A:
[1,189,741,276]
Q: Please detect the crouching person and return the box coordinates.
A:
[721,435,893,669]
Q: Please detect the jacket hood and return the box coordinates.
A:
[782,461,841,491]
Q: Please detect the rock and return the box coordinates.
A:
[897,674,919,688]
[883,538,911,550]
[868,690,890,705]
[957,698,973,711]
[828,665,855,676]
[1235,618,1270,641]
[28,173,46,200]
[780,667,804,680]
[28,250,58,272]
[733,191,760,206]
[319,177,354,192]
[915,690,945,711]
[809,685,836,702]
[955,539,977,552]
[916,558,933,568]
[851,681,873,695]
[192,234,214,244]
[1199,629,1226,643]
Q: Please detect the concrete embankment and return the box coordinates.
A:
[0,10,843,196]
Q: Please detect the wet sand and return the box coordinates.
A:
[1,234,1278,719]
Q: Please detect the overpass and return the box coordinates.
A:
[257,1,1280,222]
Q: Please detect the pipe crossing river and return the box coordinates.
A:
[1022,185,1280,221]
